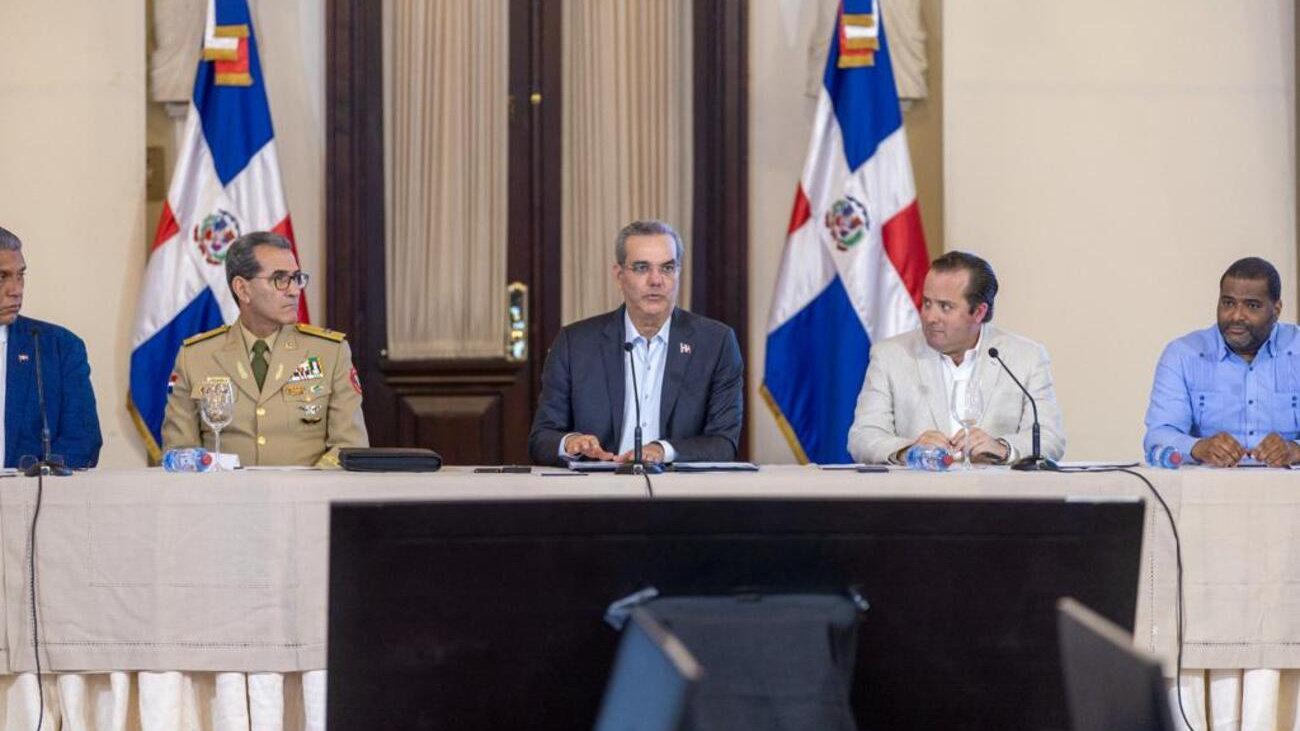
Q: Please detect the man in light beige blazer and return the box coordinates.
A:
[847,252,1065,465]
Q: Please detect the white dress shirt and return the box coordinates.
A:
[934,326,1014,461]
[937,327,983,436]
[617,312,676,461]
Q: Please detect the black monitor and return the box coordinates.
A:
[593,608,701,731]
[1057,597,1176,731]
[327,497,1144,730]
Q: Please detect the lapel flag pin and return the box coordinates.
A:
[17,354,28,362]
[680,343,691,354]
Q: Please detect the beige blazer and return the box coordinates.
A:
[162,321,369,467]
[846,325,1066,464]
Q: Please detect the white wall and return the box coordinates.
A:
[0,0,148,466]
[945,0,1295,460]
[749,0,1296,462]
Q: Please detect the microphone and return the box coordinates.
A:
[24,328,71,477]
[987,347,1058,472]
[615,341,663,478]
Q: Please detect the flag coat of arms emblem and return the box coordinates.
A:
[128,0,309,459]
[762,0,929,464]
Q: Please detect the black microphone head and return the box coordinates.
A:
[987,347,1000,359]
[623,342,634,353]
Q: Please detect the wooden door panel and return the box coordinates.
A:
[397,393,501,464]
[384,369,531,465]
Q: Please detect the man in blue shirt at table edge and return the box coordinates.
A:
[1143,257,1300,467]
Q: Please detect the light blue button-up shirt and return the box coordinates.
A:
[1143,323,1300,458]
[617,312,676,461]
[557,313,678,462]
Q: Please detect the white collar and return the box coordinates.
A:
[624,311,671,346]
[935,325,984,368]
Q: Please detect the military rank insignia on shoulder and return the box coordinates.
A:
[296,323,346,342]
[182,325,230,346]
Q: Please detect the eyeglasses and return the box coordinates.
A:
[622,262,678,278]
[250,271,310,290]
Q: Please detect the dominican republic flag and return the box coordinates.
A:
[761,0,929,464]
[128,0,309,459]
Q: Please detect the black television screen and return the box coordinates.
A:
[327,497,1144,730]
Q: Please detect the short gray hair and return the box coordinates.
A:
[226,231,293,300]
[0,226,23,252]
[614,220,684,266]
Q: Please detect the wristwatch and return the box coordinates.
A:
[995,438,1013,464]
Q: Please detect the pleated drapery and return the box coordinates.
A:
[561,0,694,324]
[383,0,509,359]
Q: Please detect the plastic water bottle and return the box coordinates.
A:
[1145,445,1183,470]
[905,445,953,472]
[162,447,216,473]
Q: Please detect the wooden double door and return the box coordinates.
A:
[324,0,747,465]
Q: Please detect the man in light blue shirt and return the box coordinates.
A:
[1143,257,1300,467]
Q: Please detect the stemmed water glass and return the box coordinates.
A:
[950,381,985,470]
[198,380,236,469]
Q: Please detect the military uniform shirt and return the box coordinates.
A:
[161,320,369,466]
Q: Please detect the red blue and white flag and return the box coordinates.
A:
[129,0,308,458]
[762,0,929,464]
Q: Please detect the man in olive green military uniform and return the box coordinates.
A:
[162,232,368,466]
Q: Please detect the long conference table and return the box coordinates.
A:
[0,460,1294,728]
[0,464,1294,729]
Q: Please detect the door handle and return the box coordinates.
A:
[506,281,528,362]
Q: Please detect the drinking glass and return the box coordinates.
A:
[198,380,236,469]
[950,381,985,470]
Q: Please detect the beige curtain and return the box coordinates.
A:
[383,0,509,359]
[561,1,693,324]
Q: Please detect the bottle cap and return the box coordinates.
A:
[200,453,213,466]
[940,453,953,466]
[1169,451,1182,465]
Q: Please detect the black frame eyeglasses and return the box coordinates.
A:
[250,271,310,290]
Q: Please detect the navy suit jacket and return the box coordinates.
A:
[528,307,744,466]
[5,316,102,468]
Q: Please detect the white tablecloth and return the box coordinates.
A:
[0,464,1294,729]
[0,464,1292,673]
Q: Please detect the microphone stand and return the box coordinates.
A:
[25,329,71,477]
[22,327,61,731]
[615,342,663,479]
[988,347,1059,472]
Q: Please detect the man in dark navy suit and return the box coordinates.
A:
[528,220,743,467]
[0,227,102,469]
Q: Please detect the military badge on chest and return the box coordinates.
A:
[290,357,324,382]
[298,401,324,424]
[288,356,327,424]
